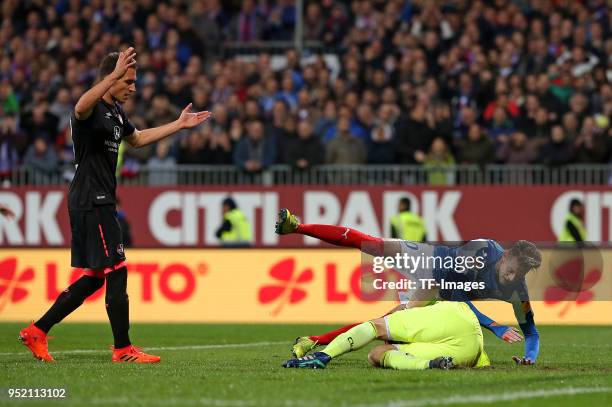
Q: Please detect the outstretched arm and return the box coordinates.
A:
[465,301,524,343]
[512,300,539,365]
[125,103,211,148]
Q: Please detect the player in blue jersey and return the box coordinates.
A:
[275,208,541,367]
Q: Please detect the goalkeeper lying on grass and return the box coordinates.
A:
[283,301,489,370]
[276,208,542,368]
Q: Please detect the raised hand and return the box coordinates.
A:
[112,47,137,80]
[178,103,212,129]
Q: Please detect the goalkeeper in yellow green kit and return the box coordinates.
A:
[282,301,489,370]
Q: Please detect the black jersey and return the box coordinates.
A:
[68,100,135,210]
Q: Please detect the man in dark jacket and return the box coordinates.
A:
[458,124,494,167]
[286,120,324,170]
[233,120,277,172]
[394,104,435,164]
[539,125,572,167]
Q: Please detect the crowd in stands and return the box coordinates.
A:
[0,0,610,183]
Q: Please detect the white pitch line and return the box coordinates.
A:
[0,341,288,357]
[58,387,612,407]
[85,397,312,407]
[359,386,612,407]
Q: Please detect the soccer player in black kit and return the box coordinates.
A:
[19,47,211,363]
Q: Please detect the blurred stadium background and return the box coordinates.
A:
[1,0,612,350]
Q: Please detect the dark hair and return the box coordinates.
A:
[569,199,583,210]
[223,197,237,210]
[399,197,411,211]
[98,51,137,80]
[98,52,120,80]
[509,240,541,273]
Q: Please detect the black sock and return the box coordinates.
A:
[105,267,131,348]
[35,275,105,333]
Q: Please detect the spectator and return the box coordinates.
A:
[561,112,580,141]
[539,125,572,167]
[326,117,366,164]
[354,104,375,143]
[531,107,552,143]
[0,83,19,117]
[458,124,494,167]
[573,117,608,163]
[0,116,20,179]
[496,132,537,164]
[233,120,276,172]
[22,137,58,181]
[286,120,324,171]
[483,93,519,122]
[202,127,233,165]
[190,0,227,58]
[277,115,297,164]
[322,3,349,45]
[394,104,435,164]
[314,100,337,140]
[303,3,324,41]
[424,137,455,185]
[368,104,396,164]
[49,88,73,136]
[230,0,264,42]
[265,0,296,41]
[178,129,206,164]
[147,141,177,186]
[486,107,515,144]
[20,103,59,145]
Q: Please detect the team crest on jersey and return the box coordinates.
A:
[117,244,124,255]
[113,125,121,140]
[105,112,113,120]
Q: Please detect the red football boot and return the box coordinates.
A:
[112,345,161,363]
[18,323,54,362]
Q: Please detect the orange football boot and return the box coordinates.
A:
[112,345,161,363]
[18,322,54,362]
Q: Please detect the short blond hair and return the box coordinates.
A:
[509,240,541,273]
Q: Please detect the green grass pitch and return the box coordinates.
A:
[1,323,611,406]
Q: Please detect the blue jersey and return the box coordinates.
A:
[430,239,539,362]
[432,239,529,302]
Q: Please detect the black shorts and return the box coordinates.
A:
[69,205,126,270]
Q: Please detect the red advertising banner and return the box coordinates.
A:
[0,186,611,247]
